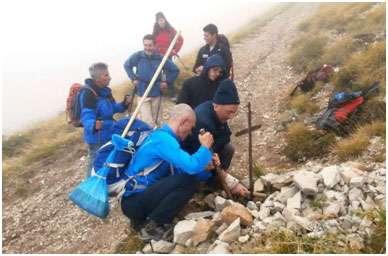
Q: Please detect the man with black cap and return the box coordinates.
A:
[177,54,226,109]
[182,79,249,197]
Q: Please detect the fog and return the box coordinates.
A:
[2,0,273,135]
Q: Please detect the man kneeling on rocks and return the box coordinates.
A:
[182,79,249,197]
[120,104,215,241]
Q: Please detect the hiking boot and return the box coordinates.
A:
[139,220,173,242]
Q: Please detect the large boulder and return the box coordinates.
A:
[293,171,321,195]
[218,217,241,242]
[173,220,197,245]
[220,203,253,226]
[320,165,342,188]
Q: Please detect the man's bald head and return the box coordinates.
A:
[168,104,196,140]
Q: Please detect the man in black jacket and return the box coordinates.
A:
[193,24,233,78]
[182,79,248,197]
[177,54,226,109]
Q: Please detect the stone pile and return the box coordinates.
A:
[140,161,385,253]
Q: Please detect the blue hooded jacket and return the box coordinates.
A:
[177,54,226,109]
[123,51,180,97]
[80,79,126,145]
[122,124,212,197]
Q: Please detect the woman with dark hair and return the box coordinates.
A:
[152,12,184,58]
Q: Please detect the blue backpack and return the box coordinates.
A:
[92,117,152,195]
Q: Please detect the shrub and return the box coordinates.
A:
[320,36,359,66]
[289,35,328,73]
[283,123,336,161]
[289,94,319,114]
[333,42,386,92]
[333,121,386,160]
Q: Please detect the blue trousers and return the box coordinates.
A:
[121,174,199,229]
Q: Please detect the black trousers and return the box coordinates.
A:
[121,173,199,229]
[218,143,235,170]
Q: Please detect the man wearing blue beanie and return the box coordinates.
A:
[182,79,249,197]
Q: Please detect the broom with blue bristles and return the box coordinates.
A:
[68,31,182,218]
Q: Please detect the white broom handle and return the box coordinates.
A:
[121,31,181,137]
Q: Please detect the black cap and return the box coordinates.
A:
[213,79,240,105]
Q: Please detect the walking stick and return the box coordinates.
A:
[247,102,254,200]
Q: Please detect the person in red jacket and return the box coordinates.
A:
[152,12,184,101]
[152,12,184,58]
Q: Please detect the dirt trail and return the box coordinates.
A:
[3,4,317,253]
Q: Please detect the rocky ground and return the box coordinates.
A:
[2,4,385,254]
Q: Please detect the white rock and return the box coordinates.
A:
[247,201,258,211]
[173,220,197,245]
[340,166,363,183]
[320,166,342,188]
[323,202,341,218]
[185,211,215,220]
[254,179,265,192]
[150,240,175,254]
[348,187,363,201]
[273,202,285,212]
[275,186,298,204]
[238,234,250,243]
[218,218,241,242]
[287,191,302,210]
[293,171,321,195]
[142,243,153,253]
[214,196,227,211]
[249,209,260,219]
[207,240,230,254]
[262,213,286,228]
[324,190,346,203]
[252,220,266,232]
[258,207,271,220]
[350,176,366,188]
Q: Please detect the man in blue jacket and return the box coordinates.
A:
[80,62,130,177]
[177,54,226,109]
[124,34,180,127]
[120,104,214,241]
[182,79,249,197]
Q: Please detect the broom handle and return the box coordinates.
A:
[121,31,181,137]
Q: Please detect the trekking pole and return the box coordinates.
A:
[121,31,181,137]
[247,102,254,200]
[154,95,163,128]
[126,85,137,116]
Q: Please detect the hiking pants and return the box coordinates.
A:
[136,96,162,128]
[85,143,100,178]
[121,174,199,229]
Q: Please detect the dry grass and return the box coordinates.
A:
[283,122,336,162]
[289,94,319,114]
[333,121,386,160]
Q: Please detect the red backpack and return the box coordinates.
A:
[66,83,97,127]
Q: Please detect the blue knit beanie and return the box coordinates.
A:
[213,79,240,105]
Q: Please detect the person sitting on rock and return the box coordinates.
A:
[177,54,226,109]
[120,104,214,241]
[182,79,249,198]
